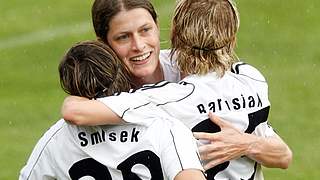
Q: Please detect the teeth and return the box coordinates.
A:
[131,52,151,61]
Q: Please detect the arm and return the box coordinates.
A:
[193,113,292,170]
[245,132,292,168]
[174,169,206,180]
[61,96,123,125]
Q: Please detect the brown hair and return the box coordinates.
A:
[59,40,132,99]
[92,0,158,43]
[171,0,240,77]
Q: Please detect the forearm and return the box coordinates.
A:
[245,133,292,169]
[175,169,206,180]
[61,96,123,126]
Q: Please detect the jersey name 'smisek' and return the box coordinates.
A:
[78,128,140,147]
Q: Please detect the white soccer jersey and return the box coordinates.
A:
[98,62,274,180]
[159,49,181,82]
[19,116,203,180]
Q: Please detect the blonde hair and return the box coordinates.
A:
[171,0,240,77]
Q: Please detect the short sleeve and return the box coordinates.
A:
[159,118,204,179]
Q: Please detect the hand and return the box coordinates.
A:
[193,112,250,170]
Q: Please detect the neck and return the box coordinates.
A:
[133,66,164,87]
[180,72,188,79]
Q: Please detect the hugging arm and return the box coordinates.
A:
[62,96,292,170]
[193,113,292,170]
[62,96,123,125]
[175,169,206,180]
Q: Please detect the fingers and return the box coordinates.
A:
[203,159,222,170]
[208,112,225,127]
[193,132,216,141]
[197,145,229,170]
[209,112,236,129]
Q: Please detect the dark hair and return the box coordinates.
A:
[59,40,132,99]
[92,0,158,43]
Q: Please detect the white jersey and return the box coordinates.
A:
[159,49,181,82]
[99,62,274,180]
[19,116,203,180]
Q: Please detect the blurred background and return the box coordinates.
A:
[0,0,319,179]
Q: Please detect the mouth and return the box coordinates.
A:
[130,52,151,62]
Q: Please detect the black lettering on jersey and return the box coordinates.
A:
[69,151,163,180]
[191,118,221,134]
[193,107,269,179]
[257,93,262,107]
[101,129,106,141]
[120,131,128,142]
[225,100,231,110]
[209,102,215,112]
[245,106,270,134]
[69,158,111,180]
[109,132,116,141]
[197,104,207,114]
[217,99,222,111]
[117,150,164,180]
[241,94,246,108]
[84,128,141,146]
[196,93,265,114]
[232,98,241,110]
[191,119,229,179]
[91,132,103,145]
[131,128,139,142]
[78,132,88,147]
[248,96,255,107]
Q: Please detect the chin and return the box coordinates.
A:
[135,69,155,78]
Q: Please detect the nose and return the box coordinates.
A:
[131,34,145,51]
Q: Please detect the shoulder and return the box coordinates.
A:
[159,49,181,82]
[231,61,267,82]
[19,119,67,178]
[39,119,67,144]
[159,49,171,60]
[27,119,69,159]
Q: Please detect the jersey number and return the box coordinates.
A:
[192,106,269,179]
[68,150,164,180]
[192,118,229,179]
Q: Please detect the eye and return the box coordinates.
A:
[143,27,150,32]
[141,26,152,33]
[116,34,129,41]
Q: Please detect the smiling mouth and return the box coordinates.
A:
[130,52,151,62]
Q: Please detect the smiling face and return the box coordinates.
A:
[107,8,161,83]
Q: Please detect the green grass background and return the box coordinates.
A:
[0,0,319,179]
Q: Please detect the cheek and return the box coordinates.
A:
[109,43,128,60]
[151,36,160,47]
[150,31,160,50]
[145,34,160,54]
